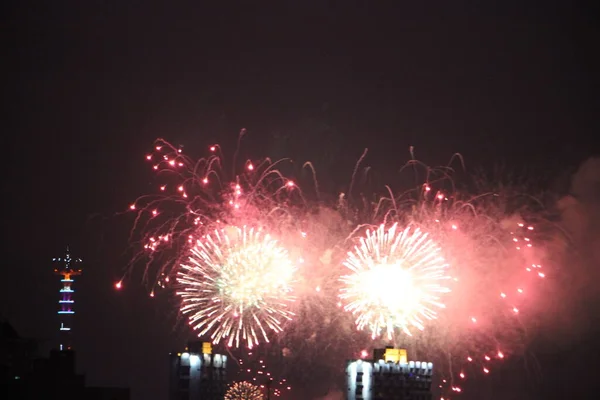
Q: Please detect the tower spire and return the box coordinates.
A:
[52,246,82,351]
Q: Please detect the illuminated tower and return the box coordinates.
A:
[52,247,82,351]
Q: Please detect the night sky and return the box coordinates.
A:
[3,2,600,399]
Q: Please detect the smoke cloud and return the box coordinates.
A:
[559,158,600,288]
[313,388,344,400]
[549,157,600,342]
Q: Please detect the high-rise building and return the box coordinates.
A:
[52,247,82,351]
[346,347,434,400]
[169,341,227,400]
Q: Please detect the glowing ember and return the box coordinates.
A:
[225,381,264,400]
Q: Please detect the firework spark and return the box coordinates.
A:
[125,136,302,295]
[236,350,291,398]
[340,223,451,339]
[225,381,264,400]
[177,225,296,348]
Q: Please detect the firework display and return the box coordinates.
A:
[225,381,264,400]
[342,179,549,397]
[125,135,303,347]
[125,137,553,399]
[126,135,301,294]
[235,350,291,398]
[340,223,450,339]
[177,225,296,348]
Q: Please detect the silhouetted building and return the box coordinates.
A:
[346,347,433,400]
[85,386,130,400]
[1,319,130,400]
[23,350,86,399]
[0,318,38,383]
[169,341,227,400]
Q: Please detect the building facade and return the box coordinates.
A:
[169,341,227,400]
[346,347,433,400]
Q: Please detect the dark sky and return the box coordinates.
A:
[3,2,600,399]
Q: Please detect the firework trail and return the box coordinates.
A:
[124,134,302,294]
[177,225,296,348]
[225,381,264,400]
